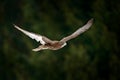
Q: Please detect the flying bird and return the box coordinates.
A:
[14,18,93,51]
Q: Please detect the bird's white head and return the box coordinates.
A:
[61,42,67,48]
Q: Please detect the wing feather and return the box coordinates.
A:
[14,24,51,45]
[60,18,93,42]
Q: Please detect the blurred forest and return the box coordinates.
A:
[0,0,120,80]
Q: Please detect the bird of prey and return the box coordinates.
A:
[14,18,93,51]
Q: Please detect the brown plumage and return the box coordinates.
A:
[14,18,93,51]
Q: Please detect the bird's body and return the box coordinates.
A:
[33,41,67,51]
[14,18,93,51]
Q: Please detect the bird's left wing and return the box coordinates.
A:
[14,24,52,45]
[60,18,93,42]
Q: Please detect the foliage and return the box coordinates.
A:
[0,0,120,80]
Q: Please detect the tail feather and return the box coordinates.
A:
[32,48,42,52]
[32,45,48,51]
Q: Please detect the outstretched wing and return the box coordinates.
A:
[60,18,93,42]
[14,24,53,45]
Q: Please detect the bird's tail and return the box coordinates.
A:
[32,48,42,52]
[32,45,48,51]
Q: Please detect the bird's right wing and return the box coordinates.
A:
[60,18,93,42]
[14,24,53,45]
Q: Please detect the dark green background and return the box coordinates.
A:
[0,0,120,80]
